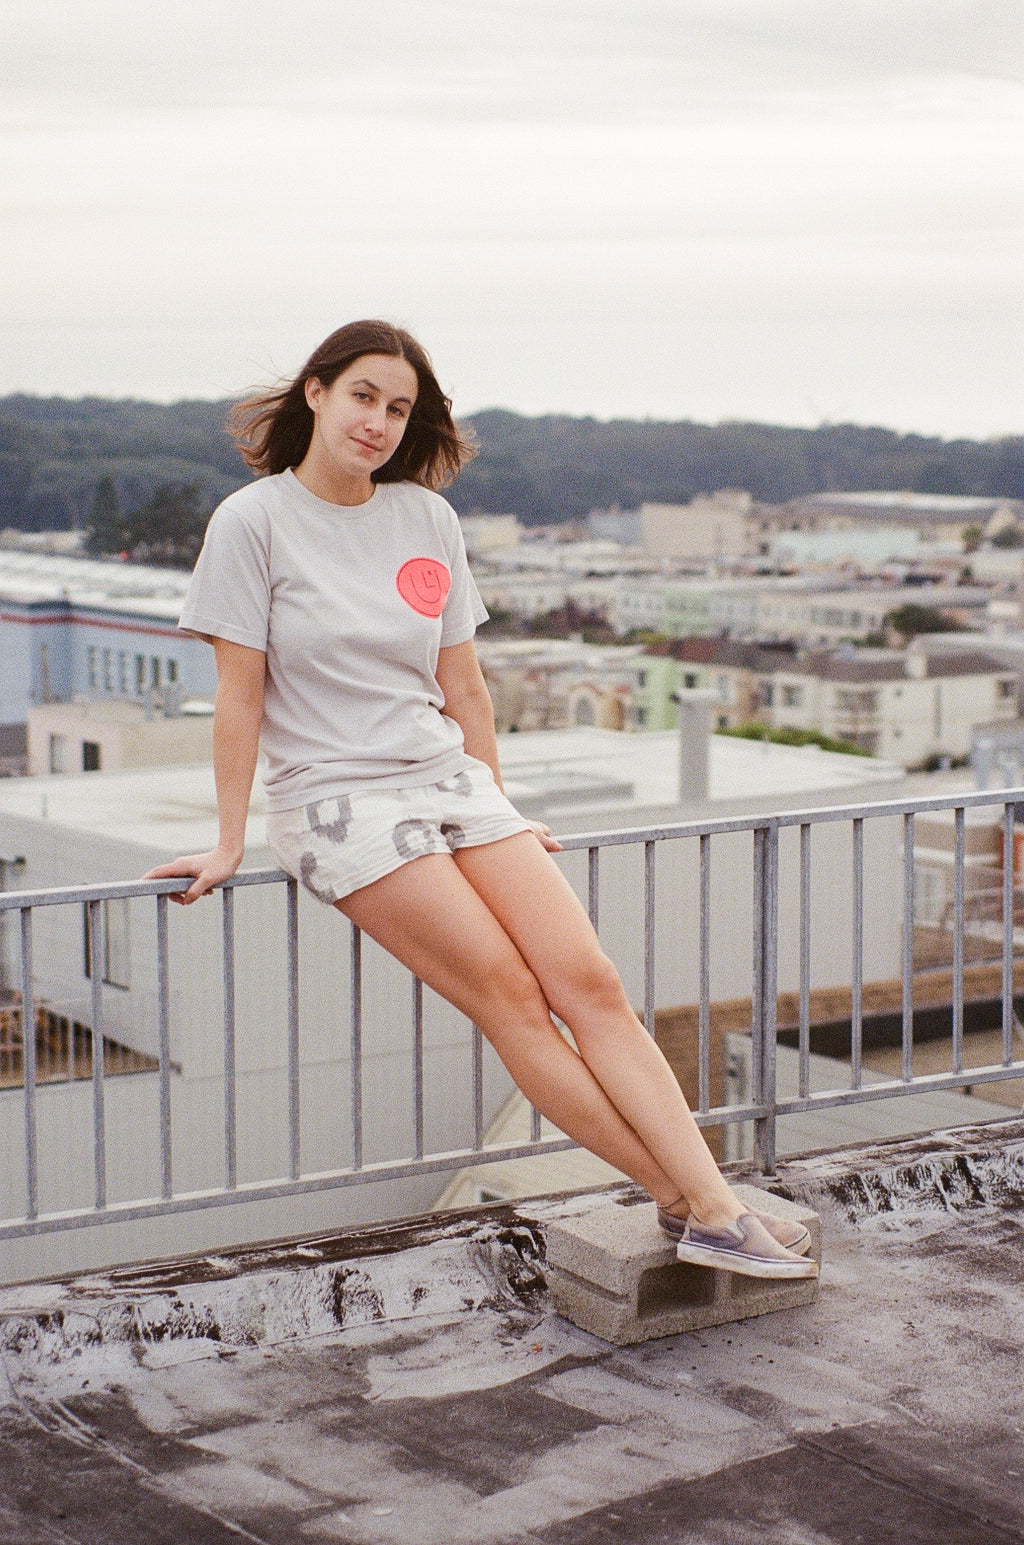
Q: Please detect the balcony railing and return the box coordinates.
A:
[2,785,1024,1269]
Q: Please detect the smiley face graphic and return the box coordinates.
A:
[396,557,452,618]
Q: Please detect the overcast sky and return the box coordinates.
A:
[2,0,1021,436]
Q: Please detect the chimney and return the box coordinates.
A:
[673,687,718,803]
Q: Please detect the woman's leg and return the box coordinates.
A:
[338,840,741,1225]
[335,852,685,1205]
[453,833,743,1225]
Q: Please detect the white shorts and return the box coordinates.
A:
[265,760,531,905]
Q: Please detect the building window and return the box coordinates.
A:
[38,642,52,703]
[135,654,146,694]
[683,671,699,690]
[82,740,101,772]
[83,899,130,990]
[998,678,1016,700]
[781,684,803,708]
[835,689,878,715]
[150,656,161,690]
[48,734,69,774]
[102,648,113,692]
[167,658,178,684]
[87,646,98,689]
[118,652,129,694]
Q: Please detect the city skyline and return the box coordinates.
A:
[2,0,1021,439]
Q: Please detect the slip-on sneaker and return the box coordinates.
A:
[657,1204,811,1256]
[672,1211,819,1279]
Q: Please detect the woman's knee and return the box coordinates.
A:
[544,947,630,1024]
[476,954,552,1030]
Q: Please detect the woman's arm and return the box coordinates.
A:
[435,640,560,851]
[435,640,504,785]
[144,638,266,903]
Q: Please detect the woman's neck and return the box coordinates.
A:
[292,450,375,507]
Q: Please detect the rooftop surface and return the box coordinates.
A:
[2,1118,1023,1544]
[0,728,905,856]
[0,549,191,620]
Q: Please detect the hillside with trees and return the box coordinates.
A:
[1,394,1021,562]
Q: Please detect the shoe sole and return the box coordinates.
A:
[675,1240,819,1280]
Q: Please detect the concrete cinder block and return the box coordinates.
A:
[543,1186,821,1346]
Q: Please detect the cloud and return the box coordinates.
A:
[0,0,1020,433]
[4,0,1021,129]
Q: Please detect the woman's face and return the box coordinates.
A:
[304,354,419,483]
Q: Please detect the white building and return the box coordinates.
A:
[27,697,214,776]
[676,638,1019,767]
[640,491,760,562]
[763,644,1018,765]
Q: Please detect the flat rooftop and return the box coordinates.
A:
[0,729,904,856]
[0,549,191,621]
[1,1118,1022,1544]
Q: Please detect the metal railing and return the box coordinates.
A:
[2,784,1024,1252]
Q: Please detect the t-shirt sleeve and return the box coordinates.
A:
[178,500,271,650]
[439,505,488,648]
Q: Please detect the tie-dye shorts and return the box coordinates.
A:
[265,758,532,905]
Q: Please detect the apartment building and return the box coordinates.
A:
[677,638,1019,766]
[613,574,991,646]
[476,639,680,733]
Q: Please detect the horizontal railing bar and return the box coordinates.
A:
[557,784,1024,850]
[5,786,1024,912]
[0,1100,773,1241]
[0,869,289,910]
[774,1061,1024,1115]
[0,1136,583,1239]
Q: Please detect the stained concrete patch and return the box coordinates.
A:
[532,1429,1024,1545]
[321,1377,605,1498]
[0,1410,248,1545]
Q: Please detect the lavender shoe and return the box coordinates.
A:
[657,1203,811,1257]
[671,1211,819,1280]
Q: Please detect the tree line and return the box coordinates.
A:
[0,393,1021,562]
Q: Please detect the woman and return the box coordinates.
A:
[146,320,814,1281]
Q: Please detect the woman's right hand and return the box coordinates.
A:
[143,844,243,905]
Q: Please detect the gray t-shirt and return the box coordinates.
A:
[179,469,488,811]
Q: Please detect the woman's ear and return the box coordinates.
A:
[304,377,322,413]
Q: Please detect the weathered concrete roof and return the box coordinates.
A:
[2,1118,1023,1543]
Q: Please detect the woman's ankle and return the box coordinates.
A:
[687,1186,746,1229]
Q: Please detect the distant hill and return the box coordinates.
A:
[1,392,1021,533]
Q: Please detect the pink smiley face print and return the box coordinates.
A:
[396,557,451,618]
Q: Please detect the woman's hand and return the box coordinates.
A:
[143,844,243,905]
[527,821,562,853]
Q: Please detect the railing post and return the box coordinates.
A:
[752,824,779,1175]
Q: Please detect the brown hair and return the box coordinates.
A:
[227,320,475,489]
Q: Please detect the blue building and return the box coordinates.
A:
[0,552,217,739]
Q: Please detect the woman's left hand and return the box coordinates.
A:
[527,820,562,852]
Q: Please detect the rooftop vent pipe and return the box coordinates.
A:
[673,686,718,803]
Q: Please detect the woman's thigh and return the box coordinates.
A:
[333,850,548,1027]
[453,833,627,1021]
